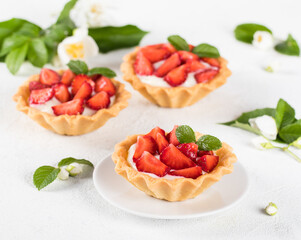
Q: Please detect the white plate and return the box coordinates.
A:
[93,155,249,219]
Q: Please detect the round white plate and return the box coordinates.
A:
[93,155,249,219]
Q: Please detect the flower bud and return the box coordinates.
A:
[252,31,274,50]
[249,115,278,140]
[66,163,83,177]
[265,202,278,216]
[57,167,69,180]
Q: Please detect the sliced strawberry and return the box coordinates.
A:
[40,68,60,85]
[53,83,70,103]
[196,155,219,172]
[188,44,194,51]
[166,125,180,146]
[154,53,181,77]
[133,135,157,161]
[162,43,177,53]
[29,81,48,91]
[164,64,189,87]
[146,126,165,141]
[201,57,220,68]
[86,91,110,110]
[156,133,169,153]
[198,150,213,157]
[169,166,202,179]
[95,76,116,96]
[194,69,219,83]
[61,69,75,86]
[71,74,94,95]
[187,60,206,72]
[74,82,92,100]
[160,144,195,170]
[178,51,199,62]
[29,88,54,104]
[134,51,154,76]
[136,152,170,177]
[52,98,84,116]
[140,45,170,63]
[177,143,198,160]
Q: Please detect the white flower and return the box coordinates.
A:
[265,61,280,73]
[252,31,274,50]
[265,202,278,216]
[57,167,69,180]
[66,163,83,177]
[251,136,274,150]
[57,28,99,65]
[249,115,278,140]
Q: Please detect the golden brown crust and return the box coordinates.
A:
[121,47,231,108]
[112,133,237,202]
[13,72,131,135]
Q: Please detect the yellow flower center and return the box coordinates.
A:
[258,35,263,42]
[90,4,102,14]
[65,42,84,59]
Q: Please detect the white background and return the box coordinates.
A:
[1,0,301,239]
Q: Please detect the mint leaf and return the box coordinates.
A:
[167,35,189,51]
[16,22,41,38]
[33,166,60,190]
[196,135,222,151]
[56,0,77,25]
[27,38,48,68]
[0,34,29,57]
[87,67,116,78]
[175,125,196,143]
[0,18,27,45]
[275,34,300,56]
[89,25,148,53]
[279,120,301,144]
[67,60,88,74]
[275,98,295,130]
[5,43,28,74]
[234,23,272,44]
[58,157,94,168]
[192,43,220,58]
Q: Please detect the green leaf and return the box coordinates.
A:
[234,23,272,44]
[56,0,78,24]
[16,22,42,37]
[5,43,28,74]
[279,120,301,143]
[58,157,94,168]
[87,67,116,78]
[0,34,29,56]
[67,60,88,74]
[275,98,295,129]
[192,43,220,58]
[275,34,300,56]
[175,125,196,143]
[27,38,48,68]
[167,35,189,51]
[196,135,222,151]
[0,18,26,45]
[33,166,60,190]
[89,25,148,53]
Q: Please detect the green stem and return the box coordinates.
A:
[282,147,301,163]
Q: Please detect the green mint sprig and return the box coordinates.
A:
[175,125,222,151]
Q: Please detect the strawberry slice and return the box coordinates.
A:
[160,144,196,170]
[53,83,70,103]
[178,51,199,62]
[201,57,220,68]
[187,60,206,72]
[40,68,60,85]
[95,76,116,96]
[136,152,170,177]
[29,81,48,91]
[61,69,75,86]
[194,69,219,83]
[140,45,170,63]
[71,74,95,95]
[134,51,154,76]
[154,53,181,77]
[177,143,198,160]
[156,133,169,153]
[86,91,110,110]
[162,43,177,53]
[169,166,202,179]
[166,125,180,146]
[52,98,84,116]
[198,150,213,157]
[74,82,92,100]
[196,155,219,172]
[146,126,165,140]
[29,88,54,104]
[164,64,189,87]
[133,135,157,161]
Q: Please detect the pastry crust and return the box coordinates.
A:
[121,48,231,108]
[13,72,131,135]
[112,133,237,202]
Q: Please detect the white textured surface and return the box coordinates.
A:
[1,0,301,239]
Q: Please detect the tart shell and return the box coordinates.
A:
[13,72,131,136]
[112,133,237,202]
[121,48,231,108]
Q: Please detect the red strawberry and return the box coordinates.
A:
[29,88,54,104]
[188,44,195,51]
[53,83,70,103]
[201,57,220,68]
[140,45,170,63]
[160,144,195,170]
[40,68,60,85]
[196,155,219,172]
[29,81,48,91]
[61,69,75,86]
[178,51,199,62]
[86,91,110,110]
[71,74,94,95]
[187,60,206,72]
[177,143,198,160]
[136,152,170,177]
[74,82,92,100]
[169,166,202,179]
[146,126,165,140]
[194,69,219,83]
[198,150,213,157]
[95,76,116,96]
[156,133,169,153]
[166,125,180,146]
[133,135,157,161]
[164,64,189,87]
[134,51,154,76]
[52,98,84,116]
[162,43,177,53]
[154,53,181,77]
